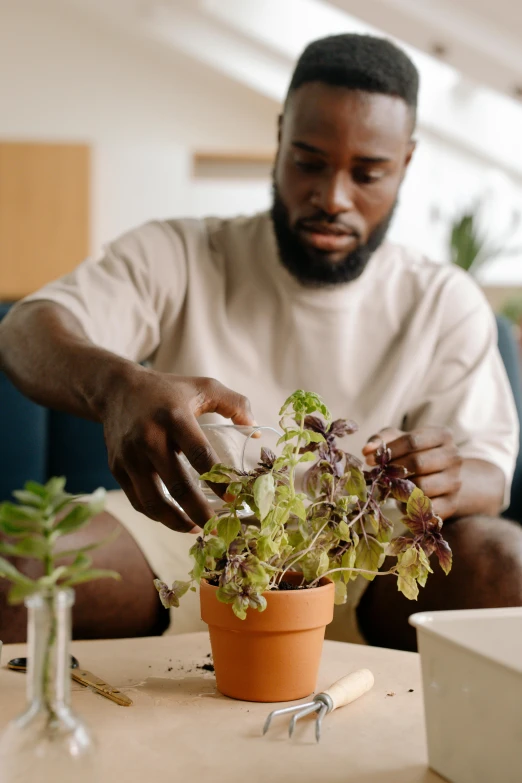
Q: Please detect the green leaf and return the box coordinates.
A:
[45,477,67,498]
[53,505,92,535]
[337,520,351,540]
[355,536,385,581]
[0,536,48,560]
[291,498,307,521]
[49,494,77,516]
[298,451,318,463]
[216,585,236,605]
[249,593,267,613]
[61,569,121,588]
[366,514,379,535]
[317,550,330,578]
[345,467,367,502]
[417,565,430,588]
[305,431,326,444]
[8,582,39,604]
[341,546,357,582]
[398,546,418,569]
[275,484,291,500]
[397,573,419,600]
[203,517,218,535]
[253,473,275,522]
[71,552,92,570]
[256,535,278,561]
[216,517,241,548]
[277,430,302,445]
[12,490,46,508]
[205,536,227,559]
[334,579,347,605]
[199,471,232,484]
[0,556,35,586]
[38,566,70,587]
[84,487,106,515]
[232,597,248,620]
[23,481,48,498]
[0,502,42,524]
[300,553,320,584]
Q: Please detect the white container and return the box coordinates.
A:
[410,607,522,783]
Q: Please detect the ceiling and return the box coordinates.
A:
[330,0,522,98]
[54,0,522,177]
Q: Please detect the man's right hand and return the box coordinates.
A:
[102,370,255,533]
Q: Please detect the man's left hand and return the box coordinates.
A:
[362,426,463,521]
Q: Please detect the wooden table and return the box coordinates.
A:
[0,633,443,783]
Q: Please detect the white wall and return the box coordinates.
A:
[0,0,277,252]
[1,0,521,285]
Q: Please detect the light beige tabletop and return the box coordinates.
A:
[0,633,443,783]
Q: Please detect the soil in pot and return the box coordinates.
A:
[200,572,334,703]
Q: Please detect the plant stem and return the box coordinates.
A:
[42,524,57,724]
[42,592,58,725]
[308,565,396,587]
[276,519,330,585]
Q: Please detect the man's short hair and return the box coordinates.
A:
[287,33,419,126]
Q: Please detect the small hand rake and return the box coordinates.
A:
[262,669,374,743]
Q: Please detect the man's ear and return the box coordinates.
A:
[404,139,416,171]
[277,113,283,145]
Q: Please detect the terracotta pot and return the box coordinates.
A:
[200,573,335,702]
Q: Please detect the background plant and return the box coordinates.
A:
[450,202,522,277]
[155,391,452,620]
[0,478,120,720]
[0,478,119,602]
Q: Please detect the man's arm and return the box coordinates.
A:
[363,427,505,520]
[0,301,254,532]
[0,301,134,419]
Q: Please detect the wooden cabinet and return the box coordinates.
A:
[0,142,90,300]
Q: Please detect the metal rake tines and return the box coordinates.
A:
[262,670,375,743]
[263,694,333,743]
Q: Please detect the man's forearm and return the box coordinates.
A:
[0,302,135,421]
[454,458,506,519]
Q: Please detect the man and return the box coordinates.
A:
[1,34,521,650]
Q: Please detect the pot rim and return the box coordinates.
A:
[201,571,333,599]
[200,571,334,632]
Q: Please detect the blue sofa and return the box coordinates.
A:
[1,302,521,522]
[0,302,118,498]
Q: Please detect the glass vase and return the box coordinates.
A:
[0,589,97,782]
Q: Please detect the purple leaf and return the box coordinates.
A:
[384,465,410,480]
[390,478,416,504]
[375,446,392,467]
[304,415,327,435]
[387,536,411,556]
[404,487,435,535]
[433,535,453,575]
[345,453,364,470]
[260,447,276,468]
[329,419,359,438]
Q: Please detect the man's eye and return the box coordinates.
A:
[294,159,324,173]
[354,170,385,184]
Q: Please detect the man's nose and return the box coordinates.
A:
[312,172,355,215]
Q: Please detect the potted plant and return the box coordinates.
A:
[155,390,452,702]
[449,202,521,277]
[0,479,120,781]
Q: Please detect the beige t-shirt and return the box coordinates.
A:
[24,211,518,500]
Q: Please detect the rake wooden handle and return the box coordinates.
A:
[323,669,375,711]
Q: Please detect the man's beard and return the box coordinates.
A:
[270,182,396,287]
